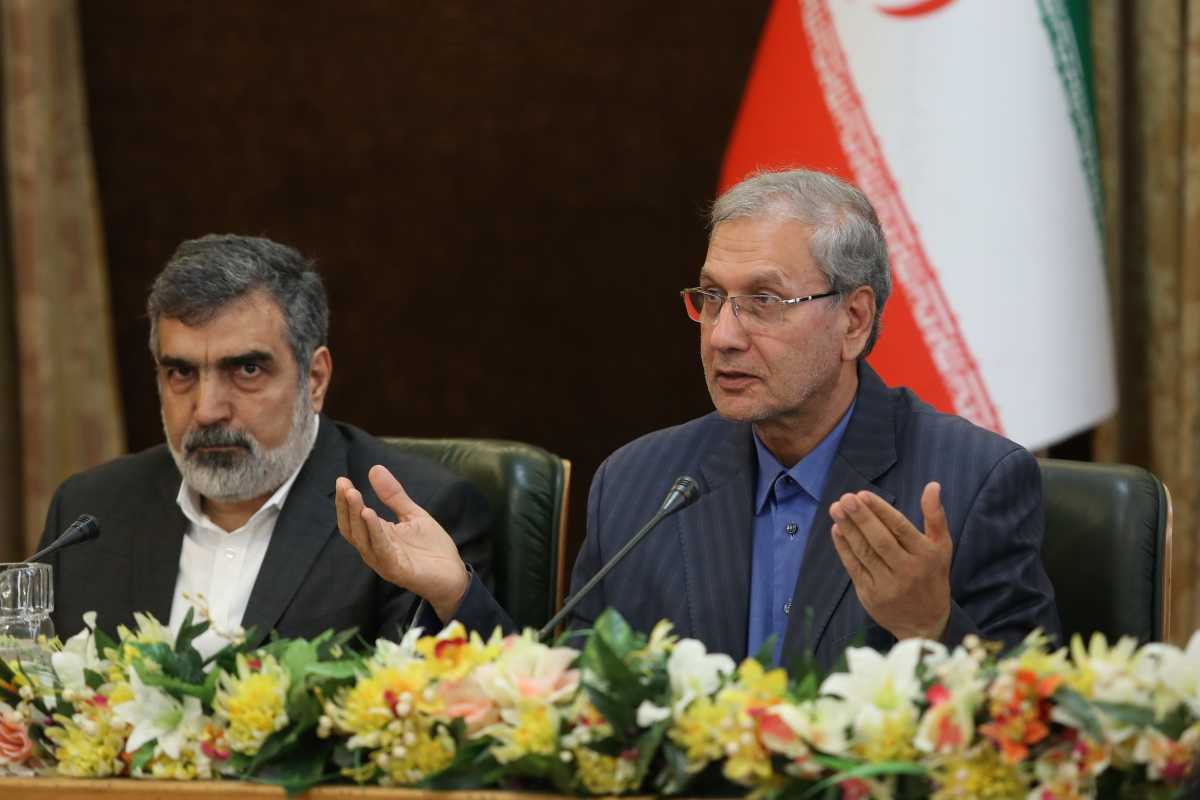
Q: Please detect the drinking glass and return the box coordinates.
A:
[0,562,55,678]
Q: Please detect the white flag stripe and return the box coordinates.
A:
[820,0,1114,448]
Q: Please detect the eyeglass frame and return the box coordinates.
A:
[679,286,840,327]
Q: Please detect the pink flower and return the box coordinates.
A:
[476,634,580,707]
[0,715,33,767]
[438,677,500,735]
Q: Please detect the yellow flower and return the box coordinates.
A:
[930,744,1027,799]
[486,704,559,764]
[735,659,789,700]
[574,746,640,794]
[329,661,436,744]
[378,721,456,786]
[137,746,214,780]
[669,695,727,771]
[44,698,129,778]
[413,622,501,682]
[212,653,289,756]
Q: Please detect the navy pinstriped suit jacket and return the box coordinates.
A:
[455,363,1061,669]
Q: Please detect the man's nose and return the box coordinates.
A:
[707,300,750,350]
[193,371,233,425]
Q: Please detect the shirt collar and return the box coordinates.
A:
[753,400,856,512]
[176,414,321,532]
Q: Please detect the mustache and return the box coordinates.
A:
[184,425,252,455]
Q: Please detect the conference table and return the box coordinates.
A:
[0,780,612,800]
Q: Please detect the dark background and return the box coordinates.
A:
[80,1,773,564]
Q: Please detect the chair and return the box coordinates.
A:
[1038,458,1173,644]
[385,437,571,631]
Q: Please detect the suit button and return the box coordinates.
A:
[785,522,798,536]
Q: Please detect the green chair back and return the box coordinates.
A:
[1039,458,1172,643]
[385,437,570,631]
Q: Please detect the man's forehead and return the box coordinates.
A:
[156,293,288,360]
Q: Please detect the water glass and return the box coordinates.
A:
[0,562,55,676]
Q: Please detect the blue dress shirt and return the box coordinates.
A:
[747,402,855,664]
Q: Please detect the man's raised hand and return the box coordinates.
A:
[828,482,953,641]
[335,465,469,621]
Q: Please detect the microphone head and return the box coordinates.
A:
[63,515,100,546]
[673,476,702,507]
[659,475,704,514]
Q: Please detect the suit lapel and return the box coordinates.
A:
[129,464,189,624]
[677,420,755,659]
[242,419,345,646]
[781,364,898,658]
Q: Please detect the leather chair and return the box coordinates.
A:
[1039,458,1173,643]
[385,437,570,631]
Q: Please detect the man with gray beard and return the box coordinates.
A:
[38,235,490,657]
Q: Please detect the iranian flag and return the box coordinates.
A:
[721,0,1115,449]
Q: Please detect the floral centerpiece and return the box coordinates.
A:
[1,608,1198,799]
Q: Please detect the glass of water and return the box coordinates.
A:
[0,562,55,678]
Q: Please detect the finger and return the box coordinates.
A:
[367,464,422,519]
[854,491,923,553]
[831,523,872,588]
[921,482,951,548]
[835,493,907,567]
[334,477,353,536]
[341,486,377,560]
[829,498,892,577]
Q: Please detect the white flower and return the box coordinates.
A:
[636,700,670,727]
[51,612,107,694]
[666,638,735,714]
[113,668,205,759]
[769,697,853,758]
[475,634,579,707]
[372,626,425,668]
[820,639,938,741]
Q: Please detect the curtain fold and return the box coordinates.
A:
[1092,0,1199,644]
[0,0,124,557]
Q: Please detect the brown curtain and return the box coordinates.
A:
[1092,0,1200,644]
[0,0,124,559]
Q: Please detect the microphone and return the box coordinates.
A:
[538,476,702,641]
[23,515,101,564]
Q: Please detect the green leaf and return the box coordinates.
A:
[633,719,667,784]
[752,635,779,668]
[131,658,210,701]
[592,608,644,657]
[1093,700,1157,729]
[173,607,210,655]
[584,684,636,738]
[583,626,642,700]
[92,625,118,657]
[129,740,156,774]
[305,660,363,682]
[83,668,105,691]
[799,760,927,799]
[420,738,504,790]
[1053,685,1105,742]
[241,735,336,796]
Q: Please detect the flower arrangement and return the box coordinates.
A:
[1,608,1198,799]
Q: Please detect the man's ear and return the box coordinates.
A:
[841,286,876,361]
[308,346,333,413]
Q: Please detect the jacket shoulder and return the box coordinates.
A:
[601,412,733,475]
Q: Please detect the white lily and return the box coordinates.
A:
[371,626,425,668]
[112,668,205,759]
[636,700,670,727]
[820,639,937,742]
[51,612,107,694]
[667,638,735,715]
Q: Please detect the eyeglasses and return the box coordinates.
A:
[680,287,839,330]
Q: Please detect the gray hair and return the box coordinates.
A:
[147,234,328,370]
[710,168,891,357]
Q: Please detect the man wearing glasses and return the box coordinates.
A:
[337,168,1060,667]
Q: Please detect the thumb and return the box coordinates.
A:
[922,482,950,546]
[367,464,420,518]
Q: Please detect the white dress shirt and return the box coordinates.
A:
[168,416,319,659]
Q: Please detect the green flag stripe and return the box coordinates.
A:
[1038,0,1104,239]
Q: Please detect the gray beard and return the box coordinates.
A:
[165,391,315,503]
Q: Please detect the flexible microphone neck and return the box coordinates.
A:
[23,515,101,564]
[538,476,701,641]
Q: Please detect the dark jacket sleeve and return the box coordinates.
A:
[944,447,1062,649]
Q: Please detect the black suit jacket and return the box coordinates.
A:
[455,364,1060,669]
[39,417,491,645]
